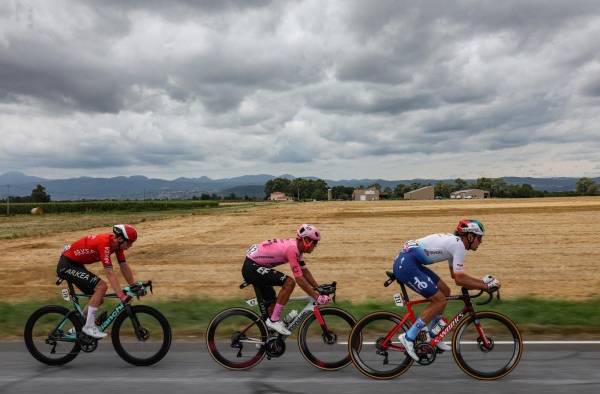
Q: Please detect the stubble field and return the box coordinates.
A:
[1,197,599,302]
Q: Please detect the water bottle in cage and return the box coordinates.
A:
[283,310,299,326]
[430,317,448,336]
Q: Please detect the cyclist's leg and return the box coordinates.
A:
[426,278,450,332]
[417,266,447,323]
[393,253,443,341]
[271,276,295,321]
[57,256,106,326]
[242,258,289,320]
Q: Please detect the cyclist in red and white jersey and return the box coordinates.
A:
[242,224,330,335]
[57,224,140,339]
[394,219,501,361]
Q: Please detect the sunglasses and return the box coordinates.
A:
[304,238,318,247]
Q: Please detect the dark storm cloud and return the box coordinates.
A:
[1,0,600,178]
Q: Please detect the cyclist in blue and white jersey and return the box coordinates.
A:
[394,219,501,361]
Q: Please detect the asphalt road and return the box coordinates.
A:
[0,342,598,394]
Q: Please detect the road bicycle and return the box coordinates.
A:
[24,278,172,366]
[348,271,523,380]
[206,281,356,370]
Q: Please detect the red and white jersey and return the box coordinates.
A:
[62,233,125,268]
[246,238,305,278]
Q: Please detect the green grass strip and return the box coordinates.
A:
[4,297,599,339]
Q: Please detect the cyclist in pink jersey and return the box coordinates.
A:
[242,224,330,335]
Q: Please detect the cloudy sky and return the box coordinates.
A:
[1,0,600,180]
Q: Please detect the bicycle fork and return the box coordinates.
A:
[125,305,148,341]
[313,307,337,344]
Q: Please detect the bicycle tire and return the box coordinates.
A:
[111,305,172,366]
[452,311,523,380]
[206,307,268,370]
[24,305,82,366]
[348,311,413,380]
[297,306,356,370]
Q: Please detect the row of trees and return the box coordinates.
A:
[192,193,256,201]
[265,178,329,200]
[0,184,51,203]
[3,178,597,205]
[264,177,600,200]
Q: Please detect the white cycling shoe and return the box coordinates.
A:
[266,318,291,336]
[398,333,419,361]
[82,325,107,339]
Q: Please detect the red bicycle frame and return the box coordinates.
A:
[379,286,492,352]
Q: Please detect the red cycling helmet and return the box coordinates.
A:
[113,224,138,243]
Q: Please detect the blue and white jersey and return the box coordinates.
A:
[402,233,466,273]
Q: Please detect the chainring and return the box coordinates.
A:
[265,336,286,358]
[415,341,436,365]
[78,334,98,353]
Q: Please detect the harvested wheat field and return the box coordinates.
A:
[1,197,599,302]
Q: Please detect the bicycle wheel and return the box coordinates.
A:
[206,308,268,370]
[24,305,82,365]
[111,305,172,366]
[297,307,356,370]
[348,311,413,380]
[452,311,523,380]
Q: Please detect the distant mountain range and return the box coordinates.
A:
[0,171,597,200]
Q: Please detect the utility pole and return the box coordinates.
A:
[5,184,9,216]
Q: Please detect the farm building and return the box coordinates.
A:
[450,189,491,199]
[352,188,380,201]
[404,186,434,200]
[269,191,293,201]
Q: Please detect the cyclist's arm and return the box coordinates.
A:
[301,267,319,288]
[119,262,135,286]
[452,271,487,290]
[104,267,125,297]
[295,276,320,299]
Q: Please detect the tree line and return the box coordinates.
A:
[0,184,51,203]
[264,177,600,200]
[2,178,597,204]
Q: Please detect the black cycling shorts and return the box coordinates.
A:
[241,257,288,308]
[56,255,101,295]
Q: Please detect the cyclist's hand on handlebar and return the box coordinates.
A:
[130,281,147,297]
[483,275,501,291]
[316,294,331,305]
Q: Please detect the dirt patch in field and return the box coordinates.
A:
[1,198,599,302]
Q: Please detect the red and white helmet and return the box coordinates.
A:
[456,219,485,236]
[113,224,138,243]
[296,224,320,242]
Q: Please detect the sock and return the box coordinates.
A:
[406,317,426,341]
[86,306,98,328]
[428,315,442,335]
[270,303,284,322]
